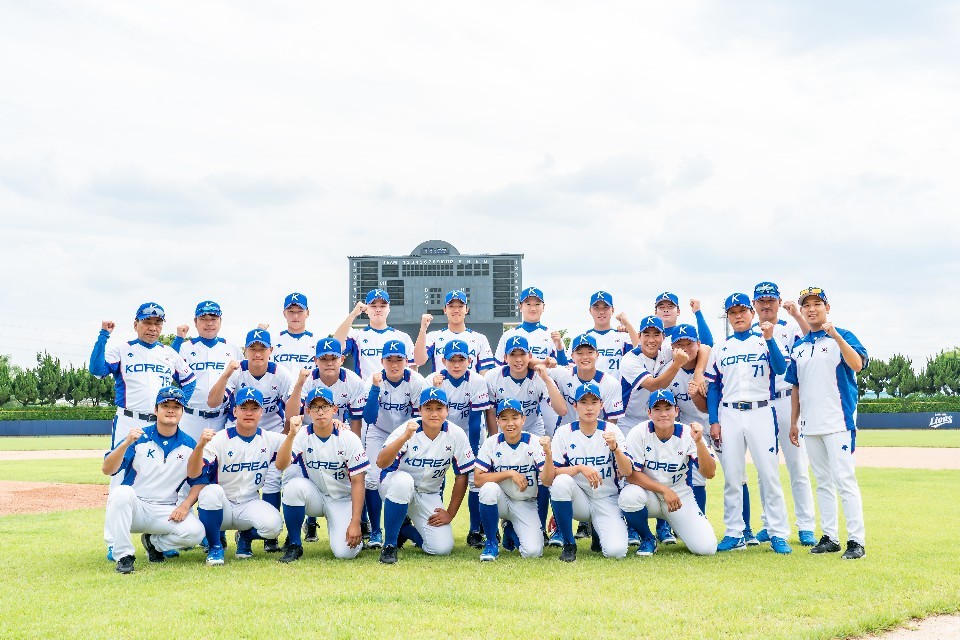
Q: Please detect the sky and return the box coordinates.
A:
[1,1,958,370]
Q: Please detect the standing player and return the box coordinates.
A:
[474,399,551,561]
[274,388,368,562]
[172,301,242,442]
[272,292,319,373]
[706,293,792,554]
[750,282,816,547]
[619,390,717,557]
[360,341,428,549]
[334,289,416,379]
[549,334,624,425]
[415,290,496,373]
[375,388,475,564]
[90,302,196,560]
[189,388,295,564]
[581,291,639,378]
[787,287,868,560]
[102,387,206,573]
[547,382,632,562]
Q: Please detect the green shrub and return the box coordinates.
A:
[0,406,116,421]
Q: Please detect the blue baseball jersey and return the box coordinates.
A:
[109,427,197,504]
[273,330,319,372]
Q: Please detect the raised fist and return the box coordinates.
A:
[226,360,241,373]
[288,416,303,434]
[404,420,419,438]
[298,368,311,384]
[432,374,444,388]
[101,321,115,334]
[759,321,775,340]
[672,348,690,367]
[689,299,701,313]
[199,428,216,445]
[539,436,552,453]
[689,422,704,442]
[550,331,564,349]
[257,323,269,330]
[782,300,798,315]
[372,372,383,387]
[125,427,144,444]
[352,302,368,317]
[421,314,433,328]
[602,430,618,451]
[823,322,838,338]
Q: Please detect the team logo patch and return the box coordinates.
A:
[307,447,314,453]
[228,451,234,457]
[495,451,502,457]
[127,353,134,358]
[412,445,419,451]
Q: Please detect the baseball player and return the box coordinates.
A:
[583,291,638,378]
[102,386,205,574]
[549,334,624,425]
[707,293,792,554]
[654,292,715,347]
[171,301,243,442]
[786,287,868,560]
[619,390,717,556]
[271,292,319,373]
[474,399,551,560]
[430,339,493,547]
[750,282,817,547]
[375,387,476,564]
[414,290,496,373]
[547,382,632,562]
[206,328,295,553]
[274,388,368,562]
[188,387,296,564]
[360,340,428,549]
[334,289,416,379]
[90,302,196,560]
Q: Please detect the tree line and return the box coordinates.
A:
[857,349,960,399]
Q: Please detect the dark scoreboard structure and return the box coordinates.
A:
[348,240,524,357]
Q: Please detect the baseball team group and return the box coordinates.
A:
[91,281,868,573]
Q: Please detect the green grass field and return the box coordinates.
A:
[0,459,108,484]
[0,464,957,639]
[0,435,109,451]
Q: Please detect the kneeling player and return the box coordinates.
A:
[547,382,632,562]
[619,390,717,557]
[474,400,551,561]
[375,388,475,564]
[275,388,368,562]
[102,387,205,574]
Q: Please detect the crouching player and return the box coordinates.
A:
[619,390,717,557]
[274,388,368,562]
[473,399,552,561]
[375,388,475,564]
[102,387,205,574]
[547,382,632,562]
[188,388,296,565]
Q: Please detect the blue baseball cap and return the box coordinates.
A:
[647,389,677,409]
[671,324,699,343]
[305,387,335,406]
[655,292,679,307]
[503,335,531,354]
[590,291,614,307]
[753,282,781,301]
[445,290,468,305]
[365,289,390,304]
[245,328,271,348]
[155,386,187,407]
[574,382,603,402]
[235,387,264,407]
[724,293,753,312]
[443,340,470,359]
[519,286,544,303]
[638,316,665,333]
[419,387,448,406]
[798,286,829,305]
[284,292,308,309]
[496,399,524,416]
[194,300,222,318]
[315,337,342,357]
[381,340,407,359]
[135,302,165,321]
[571,334,598,351]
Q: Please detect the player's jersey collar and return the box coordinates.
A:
[281,330,314,339]
[415,419,449,434]
[191,336,223,348]
[518,321,546,332]
[226,426,262,442]
[731,330,758,341]
[362,326,397,334]
[384,369,412,387]
[442,370,468,387]
[572,367,603,384]
[571,420,606,432]
[129,339,159,349]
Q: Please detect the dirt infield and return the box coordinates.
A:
[868,614,960,639]
[0,480,107,515]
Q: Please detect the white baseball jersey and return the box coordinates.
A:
[484,367,554,435]
[362,369,427,435]
[344,327,415,379]
[475,432,546,501]
[619,348,673,429]
[434,370,491,424]
[425,328,495,373]
[111,427,197,504]
[584,328,632,378]
[625,422,699,494]
[548,368,625,424]
[705,332,777,402]
[494,322,559,365]
[92,337,195,411]
[176,337,242,411]
[223,362,296,433]
[752,318,803,393]
[294,368,367,424]
[201,427,287,504]
[273,330,319,372]
[670,366,709,426]
[551,421,626,499]
[380,420,475,493]
[290,424,369,499]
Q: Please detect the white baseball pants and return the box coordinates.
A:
[805,430,865,545]
[282,478,362,559]
[549,474,627,559]
[619,485,717,555]
[478,482,544,558]
[379,471,454,555]
[104,486,205,559]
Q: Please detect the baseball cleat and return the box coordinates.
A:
[115,555,136,574]
[559,543,577,563]
[575,522,592,539]
[810,536,841,554]
[770,536,793,554]
[755,529,771,543]
[304,520,319,543]
[205,546,225,566]
[360,520,371,537]
[379,545,399,565]
[636,538,657,557]
[480,540,499,562]
[716,536,747,552]
[841,541,865,560]
[547,530,565,548]
[799,530,817,546]
[141,534,165,563]
[162,550,180,558]
[263,538,282,553]
[235,532,253,559]
[590,530,603,553]
[656,521,677,545]
[627,528,642,547]
[366,530,384,549]
[278,544,303,564]
[502,522,519,552]
[744,527,760,546]
[466,531,485,549]
[106,546,114,562]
